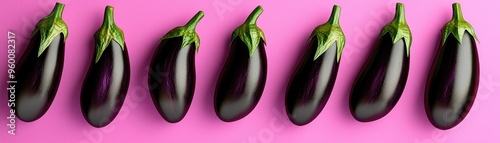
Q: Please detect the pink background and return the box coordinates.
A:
[1,0,499,142]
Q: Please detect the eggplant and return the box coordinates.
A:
[80,6,130,128]
[148,11,204,123]
[349,3,412,122]
[285,5,345,126]
[214,6,267,122]
[425,3,479,130]
[13,3,68,122]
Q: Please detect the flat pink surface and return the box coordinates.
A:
[1,0,499,142]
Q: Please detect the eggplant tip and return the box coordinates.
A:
[427,109,463,130]
[16,113,41,122]
[216,111,242,122]
[350,104,390,122]
[157,107,188,123]
[84,116,113,128]
[287,113,313,126]
[215,106,250,122]
[161,114,184,123]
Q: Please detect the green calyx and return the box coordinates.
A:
[94,6,125,63]
[33,2,68,57]
[231,5,266,57]
[160,11,204,52]
[310,5,346,62]
[380,3,412,57]
[441,3,478,46]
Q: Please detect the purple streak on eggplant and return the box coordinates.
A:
[215,6,267,122]
[149,38,195,122]
[81,6,130,128]
[15,33,64,122]
[81,41,130,127]
[350,35,408,122]
[286,40,338,125]
[215,39,267,122]
[13,3,67,122]
[425,3,479,130]
[349,3,412,122]
[285,5,345,126]
[149,11,204,123]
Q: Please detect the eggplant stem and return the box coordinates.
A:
[102,6,115,28]
[185,11,205,30]
[49,2,65,18]
[452,3,465,21]
[244,5,263,25]
[328,5,341,25]
[393,3,406,23]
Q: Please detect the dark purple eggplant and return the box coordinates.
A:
[80,6,130,128]
[214,6,267,122]
[349,3,412,122]
[285,5,345,126]
[13,3,68,122]
[425,3,479,130]
[148,11,204,123]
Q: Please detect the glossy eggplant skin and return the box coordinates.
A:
[214,38,267,122]
[14,33,64,122]
[425,33,479,130]
[285,38,339,125]
[149,37,196,123]
[81,40,130,128]
[349,34,409,122]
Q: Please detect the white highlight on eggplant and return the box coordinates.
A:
[175,45,191,97]
[452,33,474,110]
[380,40,405,99]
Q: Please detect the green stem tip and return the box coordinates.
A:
[452,3,464,21]
[393,3,406,22]
[49,2,65,18]
[327,5,341,25]
[185,11,205,30]
[102,6,115,27]
[245,5,263,25]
